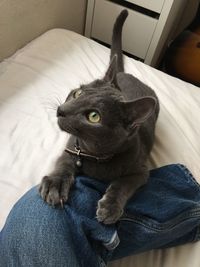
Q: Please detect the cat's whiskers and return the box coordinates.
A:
[41,100,59,115]
[53,95,63,106]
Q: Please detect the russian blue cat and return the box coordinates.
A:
[39,10,159,224]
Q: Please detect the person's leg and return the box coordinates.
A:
[0,186,106,267]
[1,164,200,266]
[110,164,200,261]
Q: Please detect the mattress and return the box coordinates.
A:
[0,29,200,267]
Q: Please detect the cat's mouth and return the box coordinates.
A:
[57,117,79,136]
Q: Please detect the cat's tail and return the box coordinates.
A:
[111,9,128,73]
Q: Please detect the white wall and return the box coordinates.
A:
[0,0,87,61]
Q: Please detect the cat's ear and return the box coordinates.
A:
[104,54,118,83]
[116,72,136,89]
[121,96,157,129]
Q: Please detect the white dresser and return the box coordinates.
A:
[85,0,187,66]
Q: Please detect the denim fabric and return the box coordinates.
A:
[1,164,200,267]
[111,164,200,260]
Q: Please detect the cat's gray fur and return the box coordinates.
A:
[39,10,159,224]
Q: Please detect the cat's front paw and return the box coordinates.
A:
[39,175,73,207]
[96,196,123,224]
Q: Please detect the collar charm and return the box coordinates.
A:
[74,143,82,168]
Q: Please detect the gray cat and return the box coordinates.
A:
[39,10,159,224]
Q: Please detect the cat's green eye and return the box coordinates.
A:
[74,89,82,99]
[87,111,101,123]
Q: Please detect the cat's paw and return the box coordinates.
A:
[96,196,123,224]
[39,175,72,207]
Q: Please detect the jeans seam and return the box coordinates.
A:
[120,208,200,232]
[178,164,200,189]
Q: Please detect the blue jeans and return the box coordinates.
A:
[1,164,200,267]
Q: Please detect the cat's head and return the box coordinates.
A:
[57,76,156,155]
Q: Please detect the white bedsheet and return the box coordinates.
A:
[0,29,200,267]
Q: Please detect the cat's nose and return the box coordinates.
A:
[57,106,65,117]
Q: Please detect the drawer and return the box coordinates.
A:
[125,0,165,13]
[91,0,157,59]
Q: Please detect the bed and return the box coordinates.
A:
[0,28,200,267]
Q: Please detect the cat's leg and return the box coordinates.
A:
[39,151,76,206]
[96,172,147,224]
